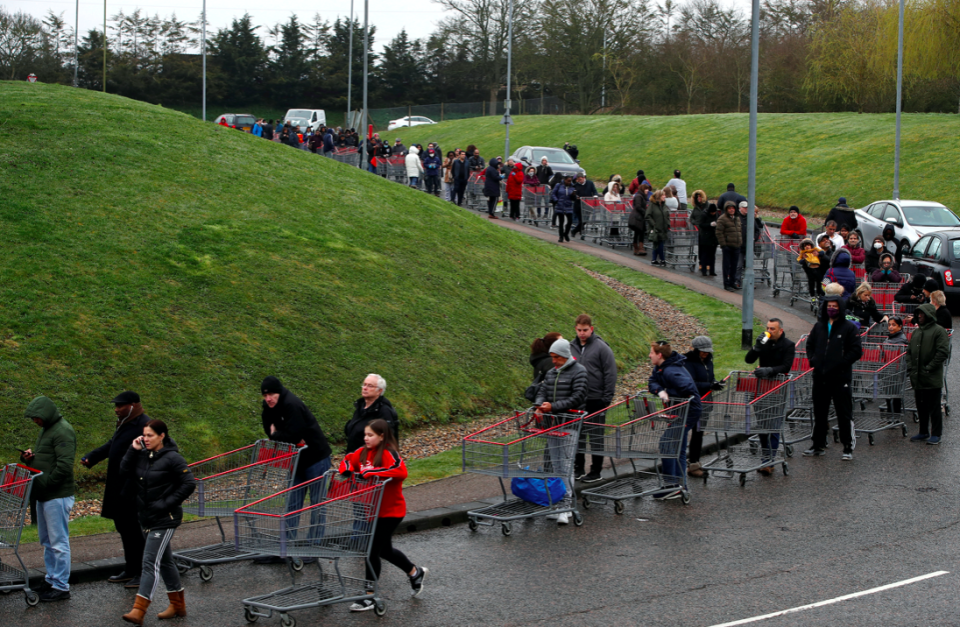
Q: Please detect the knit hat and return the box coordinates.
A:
[261,376,283,395]
[789,205,800,215]
[727,183,735,190]
[691,336,714,353]
[548,338,572,359]
[838,197,847,204]
[111,391,140,405]
[911,274,926,287]
[924,278,939,292]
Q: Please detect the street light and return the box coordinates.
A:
[73,0,78,86]
[202,0,207,121]
[742,0,760,348]
[360,0,369,171]
[502,0,514,157]
[347,0,354,128]
[893,0,905,199]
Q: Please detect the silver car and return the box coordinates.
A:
[855,199,960,250]
[509,146,585,181]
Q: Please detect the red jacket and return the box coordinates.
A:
[506,163,524,200]
[780,214,807,238]
[843,244,865,264]
[339,447,407,519]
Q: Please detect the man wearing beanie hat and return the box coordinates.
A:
[895,274,929,306]
[683,337,723,478]
[256,377,332,562]
[780,206,807,239]
[20,396,76,601]
[533,338,588,524]
[825,196,858,232]
[81,391,151,588]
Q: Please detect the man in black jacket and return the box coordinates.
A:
[570,314,617,483]
[572,174,598,237]
[804,295,863,460]
[716,183,746,213]
[452,152,470,206]
[81,391,150,588]
[825,197,858,232]
[345,374,400,453]
[745,319,796,473]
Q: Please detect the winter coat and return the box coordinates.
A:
[806,295,863,383]
[570,333,617,403]
[745,334,796,376]
[550,182,577,215]
[698,210,719,248]
[483,160,502,197]
[506,163,525,200]
[393,142,407,156]
[405,147,424,178]
[907,304,950,389]
[716,190,746,212]
[843,244,866,265]
[422,150,442,176]
[523,173,540,186]
[534,358,588,413]
[871,265,902,283]
[628,193,647,233]
[536,164,554,185]
[780,214,808,239]
[21,397,76,503]
[452,158,470,183]
[83,412,151,519]
[530,352,554,379]
[468,154,486,171]
[339,447,407,519]
[261,385,332,470]
[646,201,670,243]
[323,132,335,153]
[119,438,196,530]
[848,297,884,328]
[824,248,857,296]
[690,200,707,227]
[865,246,883,272]
[648,352,702,428]
[882,225,903,268]
[936,306,953,330]
[574,179,598,213]
[285,130,301,148]
[826,203,858,231]
[740,212,764,249]
[442,158,454,183]
[682,350,716,398]
[895,277,927,304]
[344,396,400,455]
[716,212,742,248]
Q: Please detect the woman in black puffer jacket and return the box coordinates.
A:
[120,419,196,625]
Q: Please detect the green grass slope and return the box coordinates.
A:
[401,113,960,215]
[0,82,655,464]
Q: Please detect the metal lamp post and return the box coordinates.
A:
[502,0,514,156]
[742,0,760,348]
[360,0,369,170]
[347,0,354,128]
[893,0,905,199]
[202,0,207,121]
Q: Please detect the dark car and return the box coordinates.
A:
[214,113,256,132]
[509,146,585,181]
[899,227,960,302]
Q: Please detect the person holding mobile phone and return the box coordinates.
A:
[81,391,151,589]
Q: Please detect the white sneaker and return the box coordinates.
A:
[557,512,570,525]
[545,513,559,520]
[350,598,375,612]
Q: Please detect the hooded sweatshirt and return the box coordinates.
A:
[404,146,423,178]
[806,295,863,382]
[895,274,928,304]
[647,352,702,428]
[483,159,503,197]
[780,211,808,239]
[824,248,857,295]
[506,162,525,200]
[870,253,902,283]
[882,225,903,267]
[22,396,76,502]
[261,385,332,469]
[907,303,950,389]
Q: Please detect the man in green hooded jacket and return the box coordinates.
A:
[20,396,76,602]
[907,304,950,445]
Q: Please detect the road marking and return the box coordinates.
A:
[706,571,950,627]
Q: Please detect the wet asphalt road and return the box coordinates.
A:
[6,220,960,627]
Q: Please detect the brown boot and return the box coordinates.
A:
[122,595,151,625]
[637,242,647,256]
[632,243,641,256]
[157,589,187,619]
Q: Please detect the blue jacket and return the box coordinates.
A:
[648,352,702,428]
[483,160,502,197]
[322,131,335,153]
[551,182,576,215]
[682,350,715,398]
[252,123,263,137]
[423,150,442,176]
[824,248,857,296]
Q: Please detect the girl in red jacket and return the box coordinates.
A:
[340,419,427,612]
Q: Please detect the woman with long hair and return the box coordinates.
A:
[120,420,196,625]
[340,419,427,612]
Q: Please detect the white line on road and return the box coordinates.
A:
[705,571,951,627]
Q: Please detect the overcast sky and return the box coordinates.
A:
[8,0,754,52]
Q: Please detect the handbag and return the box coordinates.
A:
[510,476,567,507]
[524,371,545,403]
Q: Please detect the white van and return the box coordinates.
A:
[283,109,326,133]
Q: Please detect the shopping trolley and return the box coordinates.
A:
[597,200,633,248]
[579,198,607,242]
[752,228,776,286]
[462,410,584,535]
[238,471,388,624]
[828,344,909,445]
[870,276,910,315]
[522,185,552,226]
[0,464,42,606]
[173,440,303,581]
[700,372,791,486]
[331,147,360,168]
[772,237,808,307]
[579,395,692,513]
[665,228,698,272]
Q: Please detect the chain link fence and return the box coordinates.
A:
[362,97,567,130]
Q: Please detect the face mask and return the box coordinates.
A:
[827,306,839,317]
[874,243,883,249]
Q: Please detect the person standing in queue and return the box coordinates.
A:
[120,420,196,625]
[682,336,723,478]
[345,374,400,454]
[745,319,796,474]
[804,295,863,460]
[907,304,950,445]
[80,391,150,589]
[256,376,333,563]
[570,314,617,484]
[340,419,427,612]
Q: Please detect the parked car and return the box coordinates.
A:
[899,227,960,301]
[509,145,585,181]
[214,113,256,131]
[387,116,436,131]
[283,109,326,133]
[855,199,960,252]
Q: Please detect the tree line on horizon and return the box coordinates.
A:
[1,0,959,117]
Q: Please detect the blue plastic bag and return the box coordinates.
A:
[510,476,567,507]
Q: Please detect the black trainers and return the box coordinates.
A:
[574,470,586,481]
[842,447,853,461]
[802,447,825,457]
[123,576,141,589]
[39,588,70,602]
[582,472,603,483]
[409,566,428,597]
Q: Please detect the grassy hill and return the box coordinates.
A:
[400,113,960,216]
[0,82,656,465]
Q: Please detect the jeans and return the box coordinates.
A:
[443,181,454,201]
[660,425,691,486]
[916,388,943,437]
[758,433,781,464]
[409,176,419,188]
[286,457,333,543]
[367,162,377,174]
[138,527,181,601]
[37,496,74,591]
[546,432,574,498]
[651,240,666,263]
[722,246,740,288]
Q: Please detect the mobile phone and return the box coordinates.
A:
[13,447,26,454]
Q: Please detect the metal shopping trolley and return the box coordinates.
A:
[579,395,693,513]
[522,185,551,226]
[664,228,698,272]
[173,440,303,581]
[597,200,633,248]
[700,372,791,486]
[830,344,909,445]
[331,147,360,168]
[237,471,388,625]
[772,237,807,307]
[0,463,42,606]
[462,410,584,535]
